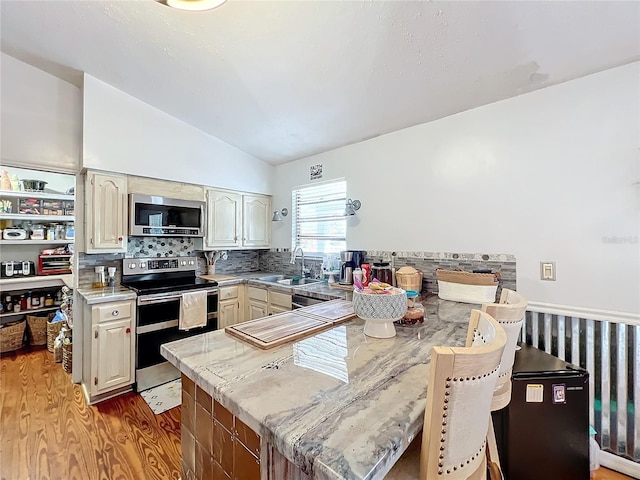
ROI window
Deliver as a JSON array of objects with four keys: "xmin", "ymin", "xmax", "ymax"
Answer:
[{"xmin": 292, "ymin": 179, "xmax": 346, "ymax": 256}]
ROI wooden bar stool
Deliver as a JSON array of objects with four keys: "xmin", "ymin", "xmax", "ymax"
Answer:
[
  {"xmin": 387, "ymin": 309, "xmax": 507, "ymax": 480},
  {"xmin": 481, "ymin": 289, "xmax": 528, "ymax": 478}
]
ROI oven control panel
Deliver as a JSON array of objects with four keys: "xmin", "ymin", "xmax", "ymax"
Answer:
[{"xmin": 122, "ymin": 256, "xmax": 198, "ymax": 275}]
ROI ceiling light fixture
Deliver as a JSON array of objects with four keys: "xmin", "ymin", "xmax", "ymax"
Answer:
[
  {"xmin": 344, "ymin": 199, "xmax": 361, "ymax": 216},
  {"xmin": 272, "ymin": 208, "xmax": 288, "ymax": 222},
  {"xmin": 158, "ymin": 0, "xmax": 228, "ymax": 12}
]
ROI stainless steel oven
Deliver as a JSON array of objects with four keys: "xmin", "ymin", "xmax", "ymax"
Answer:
[
  {"xmin": 135, "ymin": 289, "xmax": 217, "ymax": 391},
  {"xmin": 121, "ymin": 256, "xmax": 218, "ymax": 392}
]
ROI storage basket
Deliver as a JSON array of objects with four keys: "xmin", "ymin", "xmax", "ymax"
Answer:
[
  {"xmin": 47, "ymin": 318, "xmax": 65, "ymax": 352},
  {"xmin": 396, "ymin": 269, "xmax": 423, "ymax": 292},
  {"xmin": 26, "ymin": 313, "xmax": 54, "ymax": 346},
  {"xmin": 436, "ymin": 269, "xmax": 500, "ymax": 304},
  {"xmin": 62, "ymin": 338, "xmax": 72, "ymax": 373},
  {"xmin": 0, "ymin": 319, "xmax": 26, "ymax": 353}
]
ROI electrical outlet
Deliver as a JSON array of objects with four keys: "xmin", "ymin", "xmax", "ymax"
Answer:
[{"xmin": 540, "ymin": 262, "xmax": 556, "ymax": 281}]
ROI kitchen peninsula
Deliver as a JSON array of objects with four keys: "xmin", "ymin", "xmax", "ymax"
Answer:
[{"xmin": 161, "ymin": 296, "xmax": 476, "ymax": 480}]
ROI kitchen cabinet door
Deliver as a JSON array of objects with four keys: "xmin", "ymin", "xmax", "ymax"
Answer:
[
  {"xmin": 242, "ymin": 194, "xmax": 270, "ymax": 248},
  {"xmin": 218, "ymin": 298, "xmax": 240, "ymax": 328},
  {"xmin": 247, "ymin": 299, "xmax": 267, "ymax": 321},
  {"xmin": 206, "ymin": 189, "xmax": 241, "ymax": 249},
  {"xmin": 92, "ymin": 317, "xmax": 134, "ymax": 394},
  {"xmin": 86, "ymin": 171, "xmax": 127, "ymax": 253}
]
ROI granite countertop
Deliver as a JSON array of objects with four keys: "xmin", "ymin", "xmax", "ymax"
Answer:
[
  {"xmin": 161, "ymin": 295, "xmax": 477, "ymax": 480},
  {"xmin": 77, "ymin": 286, "xmax": 137, "ymax": 304}
]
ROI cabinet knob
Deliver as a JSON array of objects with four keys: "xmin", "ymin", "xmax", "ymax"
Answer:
[
  {"xmin": 118, "ymin": 236, "xmax": 123, "ymax": 241},
  {"xmin": 126, "ymin": 327, "xmax": 131, "ymax": 334},
  {"xmin": 112, "ymin": 310, "xmax": 119, "ymax": 316}
]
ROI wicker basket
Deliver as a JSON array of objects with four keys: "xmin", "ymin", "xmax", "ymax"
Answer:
[
  {"xmin": 26, "ymin": 313, "xmax": 54, "ymax": 346},
  {"xmin": 0, "ymin": 319, "xmax": 26, "ymax": 353},
  {"xmin": 47, "ymin": 319, "xmax": 65, "ymax": 352},
  {"xmin": 62, "ymin": 338, "xmax": 72, "ymax": 373},
  {"xmin": 396, "ymin": 270, "xmax": 423, "ymax": 292}
]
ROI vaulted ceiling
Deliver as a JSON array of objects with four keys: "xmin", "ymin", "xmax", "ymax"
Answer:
[{"xmin": 1, "ymin": 1, "xmax": 638, "ymax": 165}]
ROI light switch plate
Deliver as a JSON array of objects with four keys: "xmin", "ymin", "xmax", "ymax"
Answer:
[{"xmin": 540, "ymin": 261, "xmax": 556, "ymax": 281}]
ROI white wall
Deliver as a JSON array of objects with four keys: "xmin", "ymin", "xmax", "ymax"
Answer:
[
  {"xmin": 82, "ymin": 74, "xmax": 273, "ymax": 194},
  {"xmin": 0, "ymin": 53, "xmax": 82, "ymax": 173},
  {"xmin": 273, "ymin": 63, "xmax": 640, "ymax": 314}
]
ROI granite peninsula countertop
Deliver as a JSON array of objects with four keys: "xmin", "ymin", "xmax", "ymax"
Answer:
[{"xmin": 161, "ymin": 295, "xmax": 478, "ymax": 480}]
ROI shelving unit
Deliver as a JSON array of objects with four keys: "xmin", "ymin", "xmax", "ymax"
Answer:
[
  {"xmin": 0, "ymin": 239, "xmax": 74, "ymax": 245},
  {"xmin": 1, "ymin": 187, "xmax": 75, "ymax": 295},
  {"xmin": 0, "ymin": 305, "xmax": 58, "ymax": 319},
  {"xmin": 0, "ymin": 214, "xmax": 74, "ymax": 222},
  {"xmin": 0, "ymin": 190, "xmax": 74, "ymax": 201}
]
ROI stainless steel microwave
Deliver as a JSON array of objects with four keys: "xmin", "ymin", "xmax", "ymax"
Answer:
[{"xmin": 129, "ymin": 194, "xmax": 205, "ymax": 237}]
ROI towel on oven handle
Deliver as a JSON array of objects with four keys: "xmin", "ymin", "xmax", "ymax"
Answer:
[{"xmin": 179, "ymin": 290, "xmax": 208, "ymax": 330}]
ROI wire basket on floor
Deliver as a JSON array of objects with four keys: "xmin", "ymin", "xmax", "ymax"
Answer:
[
  {"xmin": 26, "ymin": 313, "xmax": 54, "ymax": 346},
  {"xmin": 0, "ymin": 319, "xmax": 26, "ymax": 353},
  {"xmin": 47, "ymin": 318, "xmax": 65, "ymax": 352},
  {"xmin": 62, "ymin": 338, "xmax": 72, "ymax": 373}
]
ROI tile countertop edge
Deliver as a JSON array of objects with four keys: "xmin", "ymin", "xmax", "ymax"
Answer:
[{"xmin": 161, "ymin": 297, "xmax": 476, "ymax": 480}]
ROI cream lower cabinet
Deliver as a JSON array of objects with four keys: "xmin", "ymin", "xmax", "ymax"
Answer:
[
  {"xmin": 268, "ymin": 290, "xmax": 292, "ymax": 315},
  {"xmin": 85, "ymin": 171, "xmax": 128, "ymax": 253},
  {"xmin": 87, "ymin": 299, "xmax": 136, "ymax": 403},
  {"xmin": 205, "ymin": 189, "xmax": 271, "ymax": 249},
  {"xmin": 218, "ymin": 285, "xmax": 242, "ymax": 328},
  {"xmin": 247, "ymin": 286, "xmax": 268, "ymax": 321}
]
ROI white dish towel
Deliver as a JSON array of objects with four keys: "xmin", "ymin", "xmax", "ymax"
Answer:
[{"xmin": 179, "ymin": 290, "xmax": 207, "ymax": 330}]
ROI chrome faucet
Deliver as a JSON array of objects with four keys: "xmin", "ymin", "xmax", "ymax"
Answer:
[{"xmin": 290, "ymin": 246, "xmax": 310, "ymax": 277}]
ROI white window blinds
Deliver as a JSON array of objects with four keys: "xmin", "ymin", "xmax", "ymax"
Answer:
[{"xmin": 292, "ymin": 180, "xmax": 346, "ymax": 256}]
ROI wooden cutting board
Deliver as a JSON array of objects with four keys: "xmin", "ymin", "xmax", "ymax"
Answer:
[
  {"xmin": 296, "ymin": 299, "xmax": 355, "ymax": 324},
  {"xmin": 225, "ymin": 311, "xmax": 333, "ymax": 349}
]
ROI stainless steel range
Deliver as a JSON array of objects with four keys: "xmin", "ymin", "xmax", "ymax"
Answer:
[{"xmin": 121, "ymin": 256, "xmax": 218, "ymax": 392}]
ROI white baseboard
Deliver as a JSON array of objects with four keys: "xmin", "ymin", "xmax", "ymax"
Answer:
[{"xmin": 599, "ymin": 451, "xmax": 640, "ymax": 479}]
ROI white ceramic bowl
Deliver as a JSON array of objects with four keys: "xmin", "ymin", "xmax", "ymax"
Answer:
[{"xmin": 352, "ymin": 288, "xmax": 407, "ymax": 338}]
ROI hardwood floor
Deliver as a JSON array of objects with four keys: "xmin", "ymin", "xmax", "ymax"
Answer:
[
  {"xmin": 0, "ymin": 346, "xmax": 181, "ymax": 480},
  {"xmin": 0, "ymin": 346, "xmax": 633, "ymax": 480}
]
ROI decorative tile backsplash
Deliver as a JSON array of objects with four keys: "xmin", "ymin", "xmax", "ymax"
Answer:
[
  {"xmin": 257, "ymin": 250, "xmax": 516, "ymax": 295},
  {"xmin": 127, "ymin": 237, "xmax": 196, "ymax": 257},
  {"xmin": 78, "ymin": 241, "xmax": 517, "ymax": 297}
]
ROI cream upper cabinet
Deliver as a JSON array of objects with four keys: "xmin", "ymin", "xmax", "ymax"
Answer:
[
  {"xmin": 242, "ymin": 194, "xmax": 271, "ymax": 248},
  {"xmin": 86, "ymin": 171, "xmax": 127, "ymax": 253},
  {"xmin": 206, "ymin": 189, "xmax": 242, "ymax": 249},
  {"xmin": 205, "ymin": 189, "xmax": 270, "ymax": 249}
]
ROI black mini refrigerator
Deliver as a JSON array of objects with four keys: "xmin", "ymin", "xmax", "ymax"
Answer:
[{"xmin": 492, "ymin": 343, "xmax": 590, "ymax": 480}]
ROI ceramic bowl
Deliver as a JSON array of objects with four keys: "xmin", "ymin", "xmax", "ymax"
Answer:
[{"xmin": 352, "ymin": 288, "xmax": 407, "ymax": 338}]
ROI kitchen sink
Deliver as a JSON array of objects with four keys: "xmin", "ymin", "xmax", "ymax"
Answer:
[
  {"xmin": 257, "ymin": 274, "xmax": 321, "ymax": 286},
  {"xmin": 277, "ymin": 278, "xmax": 321, "ymax": 286}
]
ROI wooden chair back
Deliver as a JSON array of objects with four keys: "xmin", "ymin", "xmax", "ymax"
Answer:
[
  {"xmin": 480, "ymin": 288, "xmax": 528, "ymax": 411},
  {"xmin": 419, "ymin": 309, "xmax": 507, "ymax": 480}
]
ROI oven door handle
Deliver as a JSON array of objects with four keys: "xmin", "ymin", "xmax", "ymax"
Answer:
[
  {"xmin": 137, "ymin": 289, "xmax": 218, "ymax": 306},
  {"xmin": 138, "ymin": 295, "xmax": 181, "ymax": 305},
  {"xmin": 137, "ymin": 320, "xmax": 180, "ymax": 334}
]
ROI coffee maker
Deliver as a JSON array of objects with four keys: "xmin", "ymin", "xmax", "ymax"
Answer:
[{"xmin": 339, "ymin": 250, "xmax": 365, "ymax": 285}]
